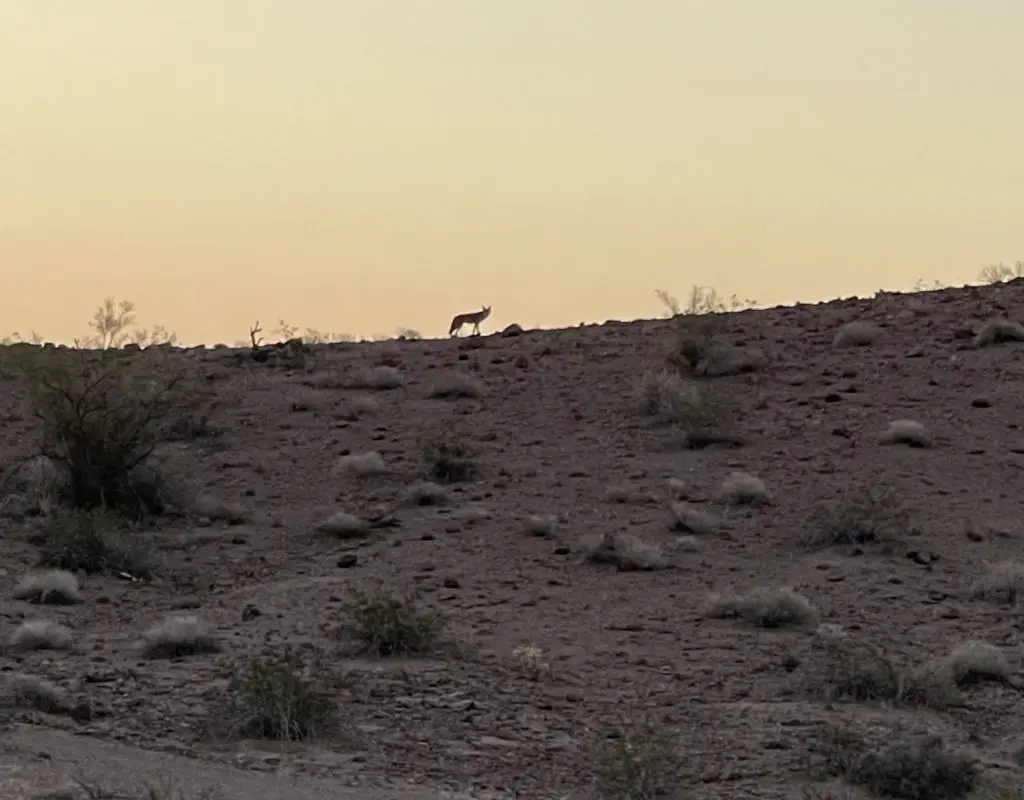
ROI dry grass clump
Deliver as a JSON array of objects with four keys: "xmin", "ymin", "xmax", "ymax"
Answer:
[
  {"xmin": 420, "ymin": 425, "xmax": 478, "ymax": 483},
  {"xmin": 512, "ymin": 643, "xmax": 551, "ymax": 681},
  {"xmin": 347, "ymin": 365, "xmax": 403, "ymax": 390},
  {"xmin": 810, "ymin": 637, "xmax": 958, "ymax": 708},
  {"xmin": 8, "ymin": 619, "xmax": 74, "ymax": 652},
  {"xmin": 805, "ymin": 484, "xmax": 910, "ymax": 553},
  {"xmin": 202, "ymin": 660, "xmax": 336, "ymax": 742},
  {"xmin": 809, "ymin": 726, "xmax": 978, "ymax": 800},
  {"xmin": 8, "ymin": 342, "xmax": 204, "ymax": 518},
  {"xmin": 0, "ymin": 673, "xmax": 78, "ymax": 716},
  {"xmin": 974, "ymin": 318, "xmax": 1024, "ymax": 348},
  {"xmin": 716, "ymin": 471, "xmax": 770, "ymax": 507},
  {"xmin": 971, "ymin": 561, "xmax": 1024, "ymax": 606},
  {"xmin": 13, "ymin": 569, "xmax": 82, "ymax": 605},
  {"xmin": 669, "ymin": 501, "xmax": 718, "ymax": 535},
  {"xmin": 406, "ymin": 480, "xmax": 452, "ymax": 506},
  {"xmin": 703, "ymin": 586, "xmax": 818, "ymax": 629},
  {"xmin": 525, "ymin": 514, "xmax": 558, "ymax": 538},
  {"xmin": 944, "ymin": 640, "xmax": 1013, "ymax": 688},
  {"xmin": 427, "ymin": 372, "xmax": 486, "ymax": 399},
  {"xmin": 591, "ymin": 717, "xmax": 677, "ymax": 800},
  {"xmin": 582, "ymin": 532, "xmax": 668, "ymax": 571},
  {"xmin": 142, "ymin": 615, "xmax": 221, "ymax": 659},
  {"xmin": 340, "ymin": 591, "xmax": 444, "ymax": 656},
  {"xmin": 832, "ymin": 320, "xmax": 883, "ymax": 348},
  {"xmin": 337, "ymin": 394, "xmax": 380, "ymax": 420},
  {"xmin": 878, "ymin": 419, "xmax": 933, "ymax": 448},
  {"xmin": 32, "ymin": 507, "xmax": 152, "ymax": 577},
  {"xmin": 316, "ymin": 511, "xmax": 372, "ymax": 537},
  {"xmin": 334, "ymin": 450, "xmax": 389, "ymax": 477},
  {"xmin": 638, "ymin": 368, "xmax": 735, "ymax": 442},
  {"xmin": 655, "ymin": 287, "xmax": 733, "ymax": 375}
]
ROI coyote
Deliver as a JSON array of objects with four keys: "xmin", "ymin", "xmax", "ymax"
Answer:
[{"xmin": 449, "ymin": 305, "xmax": 492, "ymax": 337}]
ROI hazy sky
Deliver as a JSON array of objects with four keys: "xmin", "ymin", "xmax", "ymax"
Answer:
[{"xmin": 3, "ymin": 1, "xmax": 1023, "ymax": 344}]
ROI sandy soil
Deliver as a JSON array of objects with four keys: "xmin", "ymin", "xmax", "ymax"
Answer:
[{"xmin": 3, "ymin": 282, "xmax": 1024, "ymax": 798}]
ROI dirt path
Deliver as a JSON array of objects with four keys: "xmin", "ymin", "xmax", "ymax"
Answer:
[{"xmin": 0, "ymin": 725, "xmax": 455, "ymax": 800}]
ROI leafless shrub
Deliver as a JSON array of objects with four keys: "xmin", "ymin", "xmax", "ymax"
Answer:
[
  {"xmin": 970, "ymin": 561, "xmax": 1024, "ymax": 606},
  {"xmin": 582, "ymin": 532, "xmax": 668, "ymax": 571},
  {"xmin": 427, "ymin": 372, "xmax": 485, "ymax": 399},
  {"xmin": 142, "ymin": 615, "xmax": 221, "ymax": 659},
  {"xmin": 833, "ymin": 321, "xmax": 882, "ymax": 348},
  {"xmin": 716, "ymin": 471, "xmax": 770, "ymax": 506},
  {"xmin": 591, "ymin": 716, "xmax": 677, "ymax": 800},
  {"xmin": 703, "ymin": 586, "xmax": 818, "ymax": 629},
  {"xmin": 974, "ymin": 318, "xmax": 1024, "ymax": 347},
  {"xmin": 805, "ymin": 483, "xmax": 910, "ymax": 553},
  {"xmin": 334, "ymin": 451, "xmax": 389, "ymax": 477},
  {"xmin": 316, "ymin": 511, "xmax": 372, "ymax": 537},
  {"xmin": 9, "ymin": 619, "xmax": 74, "ymax": 652},
  {"xmin": 669, "ymin": 501, "xmax": 718, "ymax": 534},
  {"xmin": 525, "ymin": 514, "xmax": 558, "ymax": 538},
  {"xmin": 878, "ymin": 419, "xmax": 933, "ymax": 448},
  {"xmin": 407, "ymin": 480, "xmax": 452, "ymax": 506},
  {"xmin": 348, "ymin": 365, "xmax": 403, "ymax": 390},
  {"xmin": 13, "ymin": 569, "xmax": 82, "ymax": 605}
]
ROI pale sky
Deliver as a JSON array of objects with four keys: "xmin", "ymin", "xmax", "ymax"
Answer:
[{"xmin": 3, "ymin": 1, "xmax": 1023, "ymax": 344}]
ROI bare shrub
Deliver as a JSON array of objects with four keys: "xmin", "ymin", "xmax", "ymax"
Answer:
[
  {"xmin": 669, "ymin": 501, "xmax": 718, "ymax": 534},
  {"xmin": 974, "ymin": 318, "xmax": 1024, "ymax": 347},
  {"xmin": 421, "ymin": 425, "xmax": 477, "ymax": 483},
  {"xmin": 33, "ymin": 507, "xmax": 151, "ymax": 577},
  {"xmin": 8, "ymin": 344, "xmax": 202, "ymax": 518},
  {"xmin": 655, "ymin": 287, "xmax": 748, "ymax": 375},
  {"xmin": 348, "ymin": 365, "xmax": 403, "ymax": 390},
  {"xmin": 805, "ymin": 484, "xmax": 910, "ymax": 552},
  {"xmin": 338, "ymin": 395, "xmax": 380, "ymax": 420},
  {"xmin": 525, "ymin": 514, "xmax": 558, "ymax": 538},
  {"xmin": 340, "ymin": 591, "xmax": 443, "ymax": 656},
  {"xmin": 878, "ymin": 419, "xmax": 933, "ymax": 448},
  {"xmin": 582, "ymin": 532, "xmax": 668, "ymax": 571},
  {"xmin": 512, "ymin": 643, "xmax": 551, "ymax": 681},
  {"xmin": 970, "ymin": 561, "xmax": 1024, "ymax": 606},
  {"xmin": 716, "ymin": 471, "xmax": 770, "ymax": 507},
  {"xmin": 406, "ymin": 480, "xmax": 452, "ymax": 506},
  {"xmin": 334, "ymin": 451, "xmax": 389, "ymax": 477},
  {"xmin": 13, "ymin": 569, "xmax": 81, "ymax": 605},
  {"xmin": 9, "ymin": 619, "xmax": 74, "ymax": 652},
  {"xmin": 944, "ymin": 640, "xmax": 1012, "ymax": 688},
  {"xmin": 427, "ymin": 372, "xmax": 485, "ymax": 399},
  {"xmin": 832, "ymin": 321, "xmax": 882, "ymax": 348},
  {"xmin": 703, "ymin": 586, "xmax": 818, "ymax": 629},
  {"xmin": 639, "ymin": 368, "xmax": 735, "ymax": 441},
  {"xmin": 316, "ymin": 511, "xmax": 372, "ymax": 537},
  {"xmin": 847, "ymin": 735, "xmax": 978, "ymax": 800},
  {"xmin": 1, "ymin": 673, "xmax": 77, "ymax": 716},
  {"xmin": 203, "ymin": 660, "xmax": 336, "ymax": 742},
  {"xmin": 979, "ymin": 260, "xmax": 1024, "ymax": 284},
  {"xmin": 142, "ymin": 615, "xmax": 221, "ymax": 659},
  {"xmin": 591, "ymin": 717, "xmax": 677, "ymax": 800}
]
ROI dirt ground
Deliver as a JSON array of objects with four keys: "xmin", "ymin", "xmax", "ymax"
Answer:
[{"xmin": 3, "ymin": 282, "xmax": 1024, "ymax": 799}]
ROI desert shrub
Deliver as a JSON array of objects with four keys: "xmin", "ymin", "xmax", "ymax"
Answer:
[
  {"xmin": 716, "ymin": 471, "xmax": 770, "ymax": 506},
  {"xmin": 205, "ymin": 660, "xmax": 336, "ymax": 741},
  {"xmin": 348, "ymin": 365, "xmax": 403, "ymax": 390},
  {"xmin": 421, "ymin": 425, "xmax": 477, "ymax": 483},
  {"xmin": 32, "ymin": 507, "xmax": 151, "ymax": 577},
  {"xmin": 9, "ymin": 619, "xmax": 74, "ymax": 652},
  {"xmin": 12, "ymin": 569, "xmax": 81, "ymax": 605},
  {"xmin": 583, "ymin": 532, "xmax": 668, "ymax": 571},
  {"xmin": 805, "ymin": 484, "xmax": 910, "ymax": 552},
  {"xmin": 878, "ymin": 419, "xmax": 933, "ymax": 448},
  {"xmin": 655, "ymin": 286, "xmax": 751, "ymax": 375},
  {"xmin": 703, "ymin": 587, "xmax": 817, "ymax": 629},
  {"xmin": 334, "ymin": 451, "xmax": 389, "ymax": 476},
  {"xmin": 427, "ymin": 372, "xmax": 485, "ymax": 399},
  {"xmin": 340, "ymin": 591, "xmax": 443, "ymax": 656},
  {"xmin": 9, "ymin": 345, "xmax": 203, "ymax": 518},
  {"xmin": 591, "ymin": 718, "xmax": 676, "ymax": 800},
  {"xmin": 832, "ymin": 320, "xmax": 883, "ymax": 348},
  {"xmin": 639, "ymin": 368, "xmax": 734, "ymax": 438},
  {"xmin": 971, "ymin": 561, "xmax": 1024, "ymax": 606},
  {"xmin": 979, "ymin": 261, "xmax": 1024, "ymax": 284},
  {"xmin": 513, "ymin": 643, "xmax": 551, "ymax": 681},
  {"xmin": 406, "ymin": 480, "xmax": 451, "ymax": 506},
  {"xmin": 974, "ymin": 319, "xmax": 1024, "ymax": 348},
  {"xmin": 142, "ymin": 615, "xmax": 221, "ymax": 659},
  {"xmin": 0, "ymin": 673, "xmax": 77, "ymax": 715}
]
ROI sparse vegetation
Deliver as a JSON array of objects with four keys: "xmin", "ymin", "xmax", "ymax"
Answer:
[
  {"xmin": 716, "ymin": 471, "xmax": 770, "ymax": 507},
  {"xmin": 0, "ymin": 673, "xmax": 79, "ymax": 716},
  {"xmin": 406, "ymin": 480, "xmax": 452, "ymax": 506},
  {"xmin": 513, "ymin": 643, "xmax": 551, "ymax": 681},
  {"xmin": 334, "ymin": 450, "xmax": 389, "ymax": 477},
  {"xmin": 703, "ymin": 586, "xmax": 818, "ymax": 629},
  {"xmin": 971, "ymin": 561, "xmax": 1024, "ymax": 606},
  {"xmin": 32, "ymin": 507, "xmax": 152, "ymax": 577},
  {"xmin": 420, "ymin": 424, "xmax": 478, "ymax": 483},
  {"xmin": 142, "ymin": 615, "xmax": 221, "ymax": 659},
  {"xmin": 974, "ymin": 318, "xmax": 1024, "ymax": 347},
  {"xmin": 979, "ymin": 260, "xmax": 1024, "ymax": 284},
  {"xmin": 833, "ymin": 320, "xmax": 883, "ymax": 348},
  {"xmin": 591, "ymin": 718, "xmax": 677, "ymax": 800},
  {"xmin": 878, "ymin": 419, "xmax": 933, "ymax": 448},
  {"xmin": 427, "ymin": 372, "xmax": 486, "ymax": 399},
  {"xmin": 583, "ymin": 532, "xmax": 668, "ymax": 571},
  {"xmin": 8, "ymin": 619, "xmax": 74, "ymax": 652},
  {"xmin": 203, "ymin": 660, "xmax": 337, "ymax": 741},
  {"xmin": 805, "ymin": 484, "xmax": 911, "ymax": 552},
  {"xmin": 348, "ymin": 364, "xmax": 404, "ymax": 390},
  {"xmin": 340, "ymin": 591, "xmax": 443, "ymax": 656},
  {"xmin": 639, "ymin": 367, "xmax": 736, "ymax": 442},
  {"xmin": 12, "ymin": 569, "xmax": 82, "ymax": 605}
]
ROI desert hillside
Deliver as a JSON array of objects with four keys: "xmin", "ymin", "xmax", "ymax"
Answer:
[{"xmin": 3, "ymin": 282, "xmax": 1024, "ymax": 800}]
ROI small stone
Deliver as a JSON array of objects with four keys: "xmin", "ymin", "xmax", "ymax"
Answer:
[{"xmin": 336, "ymin": 554, "xmax": 358, "ymax": 569}]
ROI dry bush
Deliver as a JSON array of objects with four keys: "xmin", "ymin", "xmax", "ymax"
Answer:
[
  {"xmin": 639, "ymin": 368, "xmax": 735, "ymax": 443},
  {"xmin": 348, "ymin": 365, "xmax": 403, "ymax": 390},
  {"xmin": 142, "ymin": 615, "xmax": 221, "ymax": 659},
  {"xmin": 878, "ymin": 419, "xmax": 933, "ymax": 448},
  {"xmin": 716, "ymin": 471, "xmax": 770, "ymax": 507},
  {"xmin": 334, "ymin": 451, "xmax": 389, "ymax": 477},
  {"xmin": 202, "ymin": 660, "xmax": 336, "ymax": 742},
  {"xmin": 590, "ymin": 717, "xmax": 677, "ymax": 800},
  {"xmin": 945, "ymin": 640, "xmax": 1013, "ymax": 688},
  {"xmin": 420, "ymin": 425, "xmax": 478, "ymax": 483},
  {"xmin": 32, "ymin": 507, "xmax": 152, "ymax": 577},
  {"xmin": 525, "ymin": 514, "xmax": 558, "ymax": 538},
  {"xmin": 703, "ymin": 586, "xmax": 818, "ymax": 629},
  {"xmin": 513, "ymin": 643, "xmax": 551, "ymax": 681},
  {"xmin": 810, "ymin": 726, "xmax": 978, "ymax": 800},
  {"xmin": 9, "ymin": 619, "xmax": 74, "ymax": 652},
  {"xmin": 0, "ymin": 673, "xmax": 79, "ymax": 716},
  {"xmin": 805, "ymin": 484, "xmax": 911, "ymax": 552},
  {"xmin": 655, "ymin": 287, "xmax": 746, "ymax": 375},
  {"xmin": 979, "ymin": 261, "xmax": 1024, "ymax": 284},
  {"xmin": 337, "ymin": 395, "xmax": 380, "ymax": 420},
  {"xmin": 582, "ymin": 532, "xmax": 668, "ymax": 571},
  {"xmin": 810, "ymin": 637, "xmax": 958, "ymax": 708},
  {"xmin": 974, "ymin": 318, "xmax": 1024, "ymax": 347},
  {"xmin": 406, "ymin": 480, "xmax": 452, "ymax": 506},
  {"xmin": 316, "ymin": 511, "xmax": 372, "ymax": 537},
  {"xmin": 832, "ymin": 321, "xmax": 883, "ymax": 348},
  {"xmin": 12, "ymin": 569, "xmax": 82, "ymax": 605},
  {"xmin": 340, "ymin": 591, "xmax": 443, "ymax": 656},
  {"xmin": 970, "ymin": 561, "xmax": 1024, "ymax": 606},
  {"xmin": 669, "ymin": 501, "xmax": 718, "ymax": 535},
  {"xmin": 6, "ymin": 345, "xmax": 203, "ymax": 518},
  {"xmin": 427, "ymin": 372, "xmax": 486, "ymax": 399}
]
